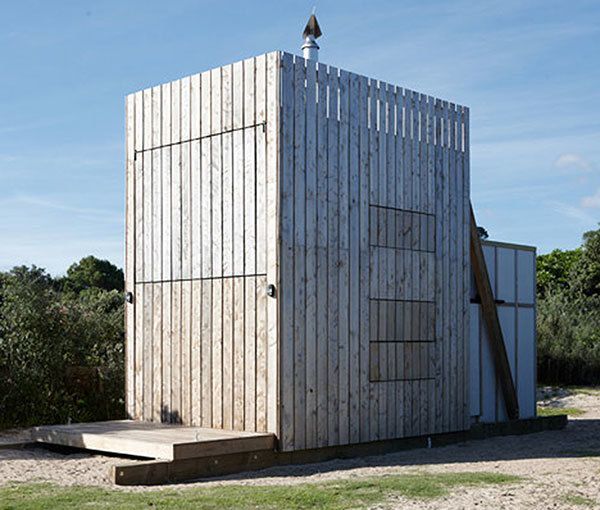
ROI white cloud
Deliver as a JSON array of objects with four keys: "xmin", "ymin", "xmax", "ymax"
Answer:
[
  {"xmin": 550, "ymin": 201, "xmax": 597, "ymax": 224},
  {"xmin": 581, "ymin": 188, "xmax": 600, "ymax": 209},
  {"xmin": 554, "ymin": 153, "xmax": 593, "ymax": 172}
]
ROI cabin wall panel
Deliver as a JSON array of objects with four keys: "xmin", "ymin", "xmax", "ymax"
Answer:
[
  {"xmin": 126, "ymin": 54, "xmax": 280, "ymax": 433},
  {"xmin": 278, "ymin": 53, "xmax": 470, "ymax": 450}
]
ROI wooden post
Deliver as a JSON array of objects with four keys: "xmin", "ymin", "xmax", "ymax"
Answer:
[{"xmin": 469, "ymin": 205, "xmax": 519, "ymax": 420}]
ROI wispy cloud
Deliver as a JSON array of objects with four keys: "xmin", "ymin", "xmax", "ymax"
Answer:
[
  {"xmin": 550, "ymin": 200, "xmax": 598, "ymax": 224},
  {"xmin": 555, "ymin": 153, "xmax": 593, "ymax": 172},
  {"xmin": 581, "ymin": 188, "xmax": 600, "ymax": 209},
  {"xmin": 0, "ymin": 194, "xmax": 121, "ymax": 223}
]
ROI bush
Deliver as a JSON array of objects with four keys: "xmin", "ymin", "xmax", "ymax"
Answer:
[
  {"xmin": 537, "ymin": 292, "xmax": 600, "ymax": 385},
  {"xmin": 0, "ymin": 261, "xmax": 125, "ymax": 429},
  {"xmin": 536, "ymin": 225, "xmax": 600, "ymax": 386}
]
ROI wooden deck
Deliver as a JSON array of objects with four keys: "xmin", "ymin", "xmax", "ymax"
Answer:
[{"xmin": 31, "ymin": 420, "xmax": 275, "ymax": 461}]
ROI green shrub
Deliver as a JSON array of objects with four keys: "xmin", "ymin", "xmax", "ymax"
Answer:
[
  {"xmin": 0, "ymin": 261, "xmax": 125, "ymax": 429},
  {"xmin": 537, "ymin": 225, "xmax": 600, "ymax": 386}
]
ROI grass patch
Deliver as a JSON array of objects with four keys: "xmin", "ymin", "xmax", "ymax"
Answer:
[
  {"xmin": 537, "ymin": 406, "xmax": 584, "ymax": 417},
  {"xmin": 568, "ymin": 386, "xmax": 600, "ymax": 397},
  {"xmin": 562, "ymin": 493, "xmax": 596, "ymax": 507},
  {"xmin": 0, "ymin": 472, "xmax": 521, "ymax": 509}
]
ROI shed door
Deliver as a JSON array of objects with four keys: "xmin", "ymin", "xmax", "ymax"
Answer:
[{"xmin": 129, "ymin": 125, "xmax": 270, "ymax": 429}]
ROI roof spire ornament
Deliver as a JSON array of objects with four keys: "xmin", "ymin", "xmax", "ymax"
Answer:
[{"xmin": 301, "ymin": 12, "xmax": 322, "ymax": 61}]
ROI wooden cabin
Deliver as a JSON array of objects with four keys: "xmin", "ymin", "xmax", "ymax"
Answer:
[
  {"xmin": 124, "ymin": 50, "xmax": 471, "ymax": 452},
  {"xmin": 123, "ymin": 50, "xmax": 536, "ymax": 454}
]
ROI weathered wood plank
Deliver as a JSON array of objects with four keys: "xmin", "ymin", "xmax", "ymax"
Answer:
[
  {"xmin": 348, "ymin": 71, "xmax": 361, "ymax": 444},
  {"xmin": 358, "ymin": 75, "xmax": 370, "ymax": 443},
  {"xmin": 265, "ymin": 52, "xmax": 280, "ymax": 436},
  {"xmin": 327, "ymin": 65, "xmax": 340, "ymax": 447},
  {"xmin": 279, "ymin": 52, "xmax": 295, "ymax": 450},
  {"xmin": 293, "ymin": 55, "xmax": 307, "ymax": 450},
  {"xmin": 171, "ymin": 281, "xmax": 181, "ymax": 422},
  {"xmin": 244, "ymin": 275, "xmax": 257, "ymax": 430},
  {"xmin": 125, "ymin": 94, "xmax": 135, "ymax": 418},
  {"xmin": 256, "ymin": 275, "xmax": 268, "ymax": 432},
  {"xmin": 315, "ymin": 62, "xmax": 329, "ymax": 447},
  {"xmin": 338, "ymin": 68, "xmax": 351, "ymax": 445},
  {"xmin": 304, "ymin": 58, "xmax": 318, "ymax": 449},
  {"xmin": 256, "ymin": 55, "xmax": 267, "ymax": 276},
  {"xmin": 222, "ymin": 277, "xmax": 234, "ymax": 430}
]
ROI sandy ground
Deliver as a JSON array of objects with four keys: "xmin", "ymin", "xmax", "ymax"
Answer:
[{"xmin": 1, "ymin": 388, "xmax": 600, "ymax": 509}]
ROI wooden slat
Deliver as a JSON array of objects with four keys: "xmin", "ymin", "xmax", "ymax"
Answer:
[
  {"xmin": 244, "ymin": 58, "xmax": 256, "ymax": 276},
  {"xmin": 327, "ymin": 65, "xmax": 340, "ymax": 447},
  {"xmin": 255, "ymin": 55, "xmax": 268, "ymax": 434},
  {"xmin": 200, "ymin": 278, "xmax": 212, "ymax": 427},
  {"xmin": 171, "ymin": 80, "xmax": 182, "ymax": 281},
  {"xmin": 368, "ymin": 79, "xmax": 379, "ymax": 440},
  {"xmin": 190, "ymin": 74, "xmax": 201, "ymax": 280},
  {"xmin": 256, "ymin": 275, "xmax": 268, "ymax": 431},
  {"xmin": 315, "ymin": 62, "xmax": 328, "ymax": 447},
  {"xmin": 221, "ymin": 116, "xmax": 234, "ymax": 429},
  {"xmin": 211, "ymin": 277, "xmax": 223, "ymax": 428},
  {"xmin": 377, "ymin": 82, "xmax": 387, "ymax": 440},
  {"xmin": 384, "ymin": 84, "xmax": 396, "ymax": 440},
  {"xmin": 244, "ymin": 275, "xmax": 256, "ymax": 430},
  {"xmin": 256, "ymin": 55, "xmax": 267, "ymax": 275},
  {"xmin": 171, "ymin": 281, "xmax": 181, "ymax": 422},
  {"xmin": 201, "ymin": 71, "xmax": 212, "ymax": 279},
  {"xmin": 338, "ymin": 68, "xmax": 350, "ymax": 445},
  {"xmin": 265, "ymin": 52, "xmax": 280, "ymax": 436},
  {"xmin": 152, "ymin": 282, "xmax": 162, "ymax": 422},
  {"xmin": 232, "ymin": 62, "xmax": 244, "ymax": 277},
  {"xmin": 304, "ymin": 58, "xmax": 318, "ymax": 448},
  {"xmin": 358, "ymin": 75, "xmax": 370, "ymax": 443},
  {"xmin": 151, "ymin": 86, "xmax": 162, "ymax": 284},
  {"xmin": 279, "ymin": 52, "xmax": 295, "ymax": 450},
  {"xmin": 349, "ymin": 71, "xmax": 361, "ymax": 444},
  {"xmin": 180, "ymin": 280, "xmax": 192, "ymax": 424},
  {"xmin": 125, "ymin": 93, "xmax": 135, "ymax": 418},
  {"xmin": 222, "ymin": 277, "xmax": 233, "ymax": 429},
  {"xmin": 211, "ymin": 69, "xmax": 222, "ymax": 280},
  {"xmin": 462, "ymin": 107, "xmax": 471, "ymax": 430},
  {"xmin": 293, "ymin": 55, "xmax": 307, "ymax": 450},
  {"xmin": 232, "ymin": 62, "xmax": 246, "ymax": 430}
]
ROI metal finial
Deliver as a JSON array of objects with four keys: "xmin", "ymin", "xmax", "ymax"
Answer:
[
  {"xmin": 302, "ymin": 14, "xmax": 322, "ymax": 61},
  {"xmin": 302, "ymin": 14, "xmax": 322, "ymax": 40}
]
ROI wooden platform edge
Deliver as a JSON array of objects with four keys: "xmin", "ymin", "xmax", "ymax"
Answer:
[
  {"xmin": 30, "ymin": 429, "xmax": 174, "ymax": 460},
  {"xmin": 112, "ymin": 415, "xmax": 568, "ymax": 485}
]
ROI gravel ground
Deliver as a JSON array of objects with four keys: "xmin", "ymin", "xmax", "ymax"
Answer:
[{"xmin": 1, "ymin": 388, "xmax": 600, "ymax": 508}]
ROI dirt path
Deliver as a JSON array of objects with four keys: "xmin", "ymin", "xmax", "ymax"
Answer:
[{"xmin": 1, "ymin": 388, "xmax": 599, "ymax": 508}]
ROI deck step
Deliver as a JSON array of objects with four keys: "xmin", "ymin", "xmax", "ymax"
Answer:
[{"xmin": 31, "ymin": 420, "xmax": 275, "ymax": 460}]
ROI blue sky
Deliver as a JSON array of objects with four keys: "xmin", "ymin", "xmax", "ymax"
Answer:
[{"xmin": 1, "ymin": 0, "xmax": 598, "ymax": 274}]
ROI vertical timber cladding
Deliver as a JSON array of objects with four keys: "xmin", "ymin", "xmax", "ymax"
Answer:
[
  {"xmin": 278, "ymin": 53, "xmax": 470, "ymax": 451},
  {"xmin": 125, "ymin": 53, "xmax": 280, "ymax": 433}
]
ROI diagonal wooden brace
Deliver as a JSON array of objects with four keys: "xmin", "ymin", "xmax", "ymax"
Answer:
[{"xmin": 469, "ymin": 204, "xmax": 519, "ymax": 420}]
